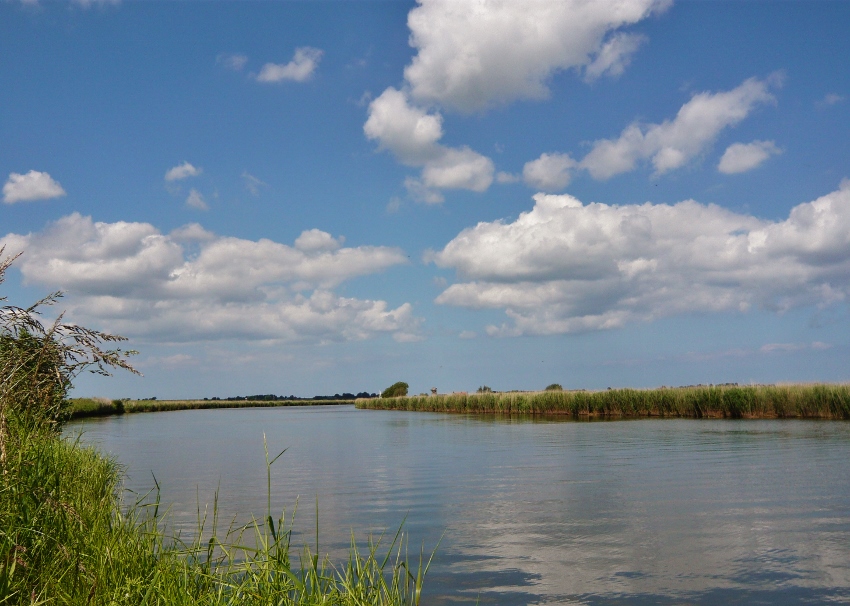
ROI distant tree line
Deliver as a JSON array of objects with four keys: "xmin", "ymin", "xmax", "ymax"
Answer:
[{"xmin": 201, "ymin": 392, "xmax": 377, "ymax": 402}]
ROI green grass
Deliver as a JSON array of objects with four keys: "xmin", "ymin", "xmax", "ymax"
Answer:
[
  {"xmin": 67, "ymin": 398, "xmax": 353, "ymax": 419},
  {"xmin": 0, "ymin": 422, "xmax": 431, "ymax": 605},
  {"xmin": 356, "ymin": 383, "xmax": 850, "ymax": 419}
]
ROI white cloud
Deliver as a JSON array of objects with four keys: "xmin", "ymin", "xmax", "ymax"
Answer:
[
  {"xmin": 165, "ymin": 162, "xmax": 202, "ymax": 182},
  {"xmin": 294, "ymin": 228, "xmax": 343, "ymax": 253},
  {"xmin": 363, "ymin": 0, "xmax": 665, "ymax": 197},
  {"xmin": 420, "ymin": 147, "xmax": 494, "ymax": 191},
  {"xmin": 431, "ymin": 181, "xmax": 850, "ymax": 336},
  {"xmin": 217, "ymin": 53, "xmax": 248, "ymax": 71},
  {"xmin": 584, "ymin": 33, "xmax": 646, "ymax": 82},
  {"xmin": 404, "ymin": 0, "xmax": 669, "ymax": 112},
  {"xmin": 185, "ymin": 189, "xmax": 208, "ymax": 211},
  {"xmin": 523, "ymin": 153, "xmax": 576, "ymax": 191},
  {"xmin": 363, "ymin": 87, "xmax": 443, "ymax": 165},
  {"xmin": 718, "ymin": 140, "xmax": 781, "ymax": 174},
  {"xmin": 1, "ymin": 214, "xmax": 419, "ymax": 344},
  {"xmin": 3, "ymin": 170, "xmax": 66, "ymax": 204},
  {"xmin": 256, "ymin": 47, "xmax": 323, "ymax": 83},
  {"xmin": 580, "ymin": 77, "xmax": 777, "ymax": 179},
  {"xmin": 364, "ymin": 88, "xmax": 493, "ymax": 198}
]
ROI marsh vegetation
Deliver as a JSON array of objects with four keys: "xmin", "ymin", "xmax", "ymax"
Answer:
[{"xmin": 358, "ymin": 383, "xmax": 850, "ymax": 419}]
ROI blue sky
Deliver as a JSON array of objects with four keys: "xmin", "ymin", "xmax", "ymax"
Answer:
[{"xmin": 2, "ymin": 0, "xmax": 849, "ymax": 399}]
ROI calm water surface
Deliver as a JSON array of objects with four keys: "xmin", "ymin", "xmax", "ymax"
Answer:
[{"xmin": 66, "ymin": 406, "xmax": 850, "ymax": 605}]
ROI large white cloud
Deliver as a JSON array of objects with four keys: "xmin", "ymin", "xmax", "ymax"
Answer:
[
  {"xmin": 1, "ymin": 214, "xmax": 420, "ymax": 343},
  {"xmin": 430, "ymin": 181, "xmax": 850, "ymax": 336},
  {"xmin": 365, "ymin": 0, "xmax": 665, "ymax": 198},
  {"xmin": 579, "ymin": 77, "xmax": 778, "ymax": 179},
  {"xmin": 3, "ymin": 170, "xmax": 66, "ymax": 204},
  {"xmin": 404, "ymin": 0, "xmax": 668, "ymax": 112},
  {"xmin": 256, "ymin": 47, "xmax": 323, "ymax": 83}
]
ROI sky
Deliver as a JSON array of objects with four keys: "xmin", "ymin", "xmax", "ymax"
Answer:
[{"xmin": 1, "ymin": 0, "xmax": 849, "ymax": 399}]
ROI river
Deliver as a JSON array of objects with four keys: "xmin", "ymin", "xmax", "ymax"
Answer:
[{"xmin": 66, "ymin": 405, "xmax": 850, "ymax": 605}]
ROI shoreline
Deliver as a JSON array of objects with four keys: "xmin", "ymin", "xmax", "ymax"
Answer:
[
  {"xmin": 67, "ymin": 397, "xmax": 355, "ymax": 419},
  {"xmin": 355, "ymin": 383, "xmax": 850, "ymax": 419}
]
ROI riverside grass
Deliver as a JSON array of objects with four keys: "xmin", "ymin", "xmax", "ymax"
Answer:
[
  {"xmin": 0, "ymin": 420, "xmax": 431, "ymax": 605},
  {"xmin": 356, "ymin": 383, "xmax": 850, "ymax": 419},
  {"xmin": 67, "ymin": 398, "xmax": 354, "ymax": 419},
  {"xmin": 1, "ymin": 251, "xmax": 430, "ymax": 606}
]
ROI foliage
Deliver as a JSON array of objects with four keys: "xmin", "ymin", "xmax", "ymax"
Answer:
[
  {"xmin": 381, "ymin": 382, "xmax": 409, "ymax": 398},
  {"xmin": 476, "ymin": 386, "xmax": 492, "ymax": 393},
  {"xmin": 357, "ymin": 384, "xmax": 850, "ymax": 419},
  {"xmin": 0, "ymin": 249, "xmax": 139, "ymax": 469},
  {"xmin": 545, "ymin": 383, "xmax": 563, "ymax": 391}
]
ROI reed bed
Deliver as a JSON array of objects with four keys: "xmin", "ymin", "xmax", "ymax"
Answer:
[
  {"xmin": 356, "ymin": 384, "xmax": 850, "ymax": 419},
  {"xmin": 1, "ymin": 421, "xmax": 431, "ymax": 605},
  {"xmin": 68, "ymin": 398, "xmax": 353, "ymax": 419}
]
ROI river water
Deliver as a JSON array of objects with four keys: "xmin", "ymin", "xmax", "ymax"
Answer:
[{"xmin": 66, "ymin": 405, "xmax": 850, "ymax": 605}]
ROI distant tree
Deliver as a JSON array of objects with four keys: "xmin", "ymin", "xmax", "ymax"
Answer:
[
  {"xmin": 477, "ymin": 385, "xmax": 492, "ymax": 393},
  {"xmin": 545, "ymin": 383, "xmax": 563, "ymax": 391},
  {"xmin": 381, "ymin": 381, "xmax": 408, "ymax": 398}
]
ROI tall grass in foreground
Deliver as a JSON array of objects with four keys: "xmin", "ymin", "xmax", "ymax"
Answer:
[
  {"xmin": 357, "ymin": 384, "xmax": 850, "ymax": 419},
  {"xmin": 0, "ymin": 421, "xmax": 431, "ymax": 605}
]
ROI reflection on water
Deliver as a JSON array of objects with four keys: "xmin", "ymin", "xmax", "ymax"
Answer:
[{"xmin": 66, "ymin": 406, "xmax": 850, "ymax": 605}]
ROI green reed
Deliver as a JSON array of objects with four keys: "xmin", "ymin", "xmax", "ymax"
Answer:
[
  {"xmin": 0, "ymin": 420, "xmax": 432, "ymax": 605},
  {"xmin": 356, "ymin": 384, "xmax": 850, "ymax": 419},
  {"xmin": 67, "ymin": 398, "xmax": 353, "ymax": 419}
]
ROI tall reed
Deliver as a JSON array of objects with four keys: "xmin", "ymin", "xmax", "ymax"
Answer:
[{"xmin": 356, "ymin": 384, "xmax": 850, "ymax": 419}]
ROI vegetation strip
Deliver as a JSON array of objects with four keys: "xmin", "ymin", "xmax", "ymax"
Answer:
[
  {"xmin": 67, "ymin": 398, "xmax": 354, "ymax": 419},
  {"xmin": 356, "ymin": 384, "xmax": 850, "ymax": 419}
]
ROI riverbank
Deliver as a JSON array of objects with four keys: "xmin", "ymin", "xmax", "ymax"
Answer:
[
  {"xmin": 356, "ymin": 384, "xmax": 850, "ymax": 419},
  {"xmin": 67, "ymin": 397, "xmax": 354, "ymax": 419},
  {"xmin": 2, "ymin": 420, "xmax": 427, "ymax": 604}
]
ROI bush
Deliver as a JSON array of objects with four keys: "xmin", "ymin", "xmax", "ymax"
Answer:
[
  {"xmin": 382, "ymin": 381, "xmax": 409, "ymax": 398},
  {"xmin": 545, "ymin": 383, "xmax": 563, "ymax": 391},
  {"xmin": 477, "ymin": 385, "xmax": 492, "ymax": 393}
]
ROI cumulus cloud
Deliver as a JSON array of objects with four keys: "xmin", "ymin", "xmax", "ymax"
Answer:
[
  {"xmin": 165, "ymin": 162, "xmax": 202, "ymax": 182},
  {"xmin": 364, "ymin": 0, "xmax": 665, "ymax": 198},
  {"xmin": 579, "ymin": 77, "xmax": 778, "ymax": 179},
  {"xmin": 430, "ymin": 182, "xmax": 850, "ymax": 336},
  {"xmin": 718, "ymin": 140, "xmax": 781, "ymax": 174},
  {"xmin": 185, "ymin": 189, "xmax": 208, "ymax": 211},
  {"xmin": 523, "ymin": 153, "xmax": 576, "ymax": 191},
  {"xmin": 3, "ymin": 170, "xmax": 66, "ymax": 204},
  {"xmin": 1, "ymin": 214, "xmax": 419, "ymax": 344},
  {"xmin": 404, "ymin": 0, "xmax": 668, "ymax": 112},
  {"xmin": 364, "ymin": 88, "xmax": 494, "ymax": 198},
  {"xmin": 256, "ymin": 47, "xmax": 323, "ymax": 83}
]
